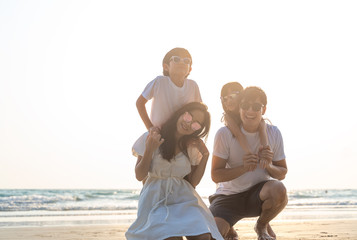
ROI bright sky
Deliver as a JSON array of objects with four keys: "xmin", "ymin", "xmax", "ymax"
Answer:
[{"xmin": 1, "ymin": 0, "xmax": 357, "ymax": 190}]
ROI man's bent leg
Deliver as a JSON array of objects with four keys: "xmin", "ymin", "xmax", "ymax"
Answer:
[
  {"xmin": 214, "ymin": 217, "xmax": 231, "ymax": 239},
  {"xmin": 256, "ymin": 180, "xmax": 288, "ymax": 240}
]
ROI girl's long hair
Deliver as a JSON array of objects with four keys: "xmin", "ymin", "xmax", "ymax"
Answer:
[{"xmin": 159, "ymin": 102, "xmax": 210, "ymax": 161}]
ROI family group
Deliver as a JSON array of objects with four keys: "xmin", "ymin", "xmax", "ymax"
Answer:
[{"xmin": 125, "ymin": 48, "xmax": 288, "ymax": 240}]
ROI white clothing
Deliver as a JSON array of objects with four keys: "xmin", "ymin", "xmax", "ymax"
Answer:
[
  {"xmin": 126, "ymin": 132, "xmax": 223, "ymax": 240},
  {"xmin": 213, "ymin": 124, "xmax": 285, "ymax": 195},
  {"xmin": 142, "ymin": 75, "xmax": 202, "ymax": 127}
]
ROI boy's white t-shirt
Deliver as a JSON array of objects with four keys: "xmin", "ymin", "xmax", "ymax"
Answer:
[
  {"xmin": 142, "ymin": 76, "xmax": 202, "ymax": 127},
  {"xmin": 213, "ymin": 124, "xmax": 286, "ymax": 195}
]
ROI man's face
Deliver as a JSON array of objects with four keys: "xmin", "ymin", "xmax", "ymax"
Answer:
[{"xmin": 239, "ymin": 97, "xmax": 266, "ymax": 132}]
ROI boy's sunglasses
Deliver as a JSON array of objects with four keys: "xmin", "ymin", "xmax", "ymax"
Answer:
[
  {"xmin": 240, "ymin": 102, "xmax": 264, "ymax": 112},
  {"xmin": 170, "ymin": 56, "xmax": 192, "ymax": 65},
  {"xmin": 183, "ymin": 112, "xmax": 202, "ymax": 131},
  {"xmin": 220, "ymin": 91, "xmax": 240, "ymax": 102}
]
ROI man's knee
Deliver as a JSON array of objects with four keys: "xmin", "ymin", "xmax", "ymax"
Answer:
[
  {"xmin": 274, "ymin": 182, "xmax": 288, "ymax": 205},
  {"xmin": 261, "ymin": 181, "xmax": 287, "ymax": 204}
]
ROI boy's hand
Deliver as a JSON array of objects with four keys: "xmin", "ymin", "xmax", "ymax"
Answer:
[
  {"xmin": 243, "ymin": 153, "xmax": 259, "ymax": 172},
  {"xmin": 145, "ymin": 128, "xmax": 164, "ymax": 151}
]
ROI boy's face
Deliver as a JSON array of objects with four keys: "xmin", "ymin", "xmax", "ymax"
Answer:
[
  {"xmin": 163, "ymin": 54, "xmax": 192, "ymax": 78},
  {"xmin": 239, "ymin": 97, "xmax": 266, "ymax": 132}
]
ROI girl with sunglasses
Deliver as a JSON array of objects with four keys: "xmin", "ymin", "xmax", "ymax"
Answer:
[{"xmin": 126, "ymin": 102, "xmax": 224, "ymax": 240}]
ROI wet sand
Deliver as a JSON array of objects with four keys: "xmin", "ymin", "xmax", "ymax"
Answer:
[{"xmin": 1, "ymin": 219, "xmax": 356, "ymax": 240}]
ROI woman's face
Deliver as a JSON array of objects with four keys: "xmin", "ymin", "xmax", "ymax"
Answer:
[
  {"xmin": 222, "ymin": 89, "xmax": 240, "ymax": 112},
  {"xmin": 176, "ymin": 109, "xmax": 205, "ymax": 136}
]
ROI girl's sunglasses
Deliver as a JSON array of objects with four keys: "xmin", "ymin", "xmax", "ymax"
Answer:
[
  {"xmin": 170, "ymin": 56, "xmax": 192, "ymax": 65},
  {"xmin": 183, "ymin": 112, "xmax": 202, "ymax": 131},
  {"xmin": 240, "ymin": 102, "xmax": 264, "ymax": 112},
  {"xmin": 220, "ymin": 91, "xmax": 240, "ymax": 102}
]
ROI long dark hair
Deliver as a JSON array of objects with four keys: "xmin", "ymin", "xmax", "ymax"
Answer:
[{"xmin": 159, "ymin": 102, "xmax": 210, "ymax": 161}]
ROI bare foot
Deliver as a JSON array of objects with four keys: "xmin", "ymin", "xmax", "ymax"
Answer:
[
  {"xmin": 267, "ymin": 224, "xmax": 276, "ymax": 239},
  {"xmin": 225, "ymin": 227, "xmax": 238, "ymax": 240},
  {"xmin": 254, "ymin": 221, "xmax": 275, "ymax": 240}
]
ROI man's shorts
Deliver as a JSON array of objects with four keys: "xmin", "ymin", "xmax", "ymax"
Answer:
[{"xmin": 209, "ymin": 181, "xmax": 269, "ymax": 227}]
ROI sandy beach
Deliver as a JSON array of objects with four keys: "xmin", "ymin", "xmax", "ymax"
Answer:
[{"xmin": 1, "ymin": 219, "xmax": 356, "ymax": 240}]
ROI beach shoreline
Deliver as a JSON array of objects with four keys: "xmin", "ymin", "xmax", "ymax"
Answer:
[{"xmin": 1, "ymin": 219, "xmax": 356, "ymax": 240}]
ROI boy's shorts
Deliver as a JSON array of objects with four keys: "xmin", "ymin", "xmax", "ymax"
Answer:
[{"xmin": 209, "ymin": 181, "xmax": 269, "ymax": 227}]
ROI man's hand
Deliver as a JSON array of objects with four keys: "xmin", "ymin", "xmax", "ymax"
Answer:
[{"xmin": 243, "ymin": 153, "xmax": 259, "ymax": 172}]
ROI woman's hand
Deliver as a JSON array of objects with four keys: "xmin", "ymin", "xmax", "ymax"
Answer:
[
  {"xmin": 243, "ymin": 153, "xmax": 259, "ymax": 172},
  {"xmin": 145, "ymin": 128, "xmax": 164, "ymax": 151},
  {"xmin": 149, "ymin": 126, "xmax": 161, "ymax": 134},
  {"xmin": 187, "ymin": 138, "xmax": 209, "ymax": 159}
]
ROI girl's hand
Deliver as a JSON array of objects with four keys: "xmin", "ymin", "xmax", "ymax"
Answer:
[
  {"xmin": 243, "ymin": 153, "xmax": 259, "ymax": 172},
  {"xmin": 145, "ymin": 128, "xmax": 164, "ymax": 151},
  {"xmin": 258, "ymin": 145, "xmax": 273, "ymax": 169}
]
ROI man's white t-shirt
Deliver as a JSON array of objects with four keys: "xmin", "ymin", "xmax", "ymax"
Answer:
[
  {"xmin": 142, "ymin": 76, "xmax": 202, "ymax": 127},
  {"xmin": 213, "ymin": 124, "xmax": 286, "ymax": 195}
]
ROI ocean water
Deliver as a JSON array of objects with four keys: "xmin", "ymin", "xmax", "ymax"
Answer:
[{"xmin": 1, "ymin": 189, "xmax": 356, "ymax": 227}]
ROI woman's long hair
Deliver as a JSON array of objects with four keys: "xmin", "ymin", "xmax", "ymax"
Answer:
[{"xmin": 159, "ymin": 102, "xmax": 210, "ymax": 161}]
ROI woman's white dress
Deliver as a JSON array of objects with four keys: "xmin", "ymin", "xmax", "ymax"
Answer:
[{"xmin": 125, "ymin": 133, "xmax": 223, "ymax": 240}]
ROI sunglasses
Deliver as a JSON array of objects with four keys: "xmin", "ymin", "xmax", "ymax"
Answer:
[
  {"xmin": 220, "ymin": 91, "xmax": 240, "ymax": 102},
  {"xmin": 182, "ymin": 112, "xmax": 202, "ymax": 131},
  {"xmin": 170, "ymin": 56, "xmax": 192, "ymax": 65},
  {"xmin": 240, "ymin": 102, "xmax": 264, "ymax": 112}
]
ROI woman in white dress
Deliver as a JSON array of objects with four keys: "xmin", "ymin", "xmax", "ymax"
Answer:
[{"xmin": 126, "ymin": 102, "xmax": 224, "ymax": 240}]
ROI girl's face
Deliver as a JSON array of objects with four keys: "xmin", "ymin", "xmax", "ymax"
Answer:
[
  {"xmin": 222, "ymin": 89, "xmax": 240, "ymax": 112},
  {"xmin": 163, "ymin": 55, "xmax": 192, "ymax": 78},
  {"xmin": 176, "ymin": 109, "xmax": 205, "ymax": 136}
]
